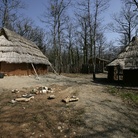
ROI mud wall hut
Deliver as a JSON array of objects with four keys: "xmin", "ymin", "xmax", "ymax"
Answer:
[
  {"xmin": 0, "ymin": 28, "xmax": 51, "ymax": 76},
  {"xmin": 107, "ymin": 36, "xmax": 138, "ymax": 86}
]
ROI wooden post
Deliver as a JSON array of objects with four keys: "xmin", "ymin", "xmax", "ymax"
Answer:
[
  {"xmin": 31, "ymin": 63, "xmax": 39, "ymax": 80},
  {"xmin": 117, "ymin": 65, "xmax": 120, "ymax": 81},
  {"xmin": 49, "ymin": 63, "xmax": 58, "ymax": 75}
]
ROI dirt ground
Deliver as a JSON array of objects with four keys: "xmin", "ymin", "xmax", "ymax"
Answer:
[{"xmin": 0, "ymin": 73, "xmax": 137, "ymax": 138}]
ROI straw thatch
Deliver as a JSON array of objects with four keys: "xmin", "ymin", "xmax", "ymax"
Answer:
[
  {"xmin": 107, "ymin": 36, "xmax": 138, "ymax": 69},
  {"xmin": 0, "ymin": 27, "xmax": 50, "ymax": 65}
]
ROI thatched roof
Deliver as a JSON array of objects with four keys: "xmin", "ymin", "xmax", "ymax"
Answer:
[
  {"xmin": 107, "ymin": 36, "xmax": 138, "ymax": 69},
  {"xmin": 0, "ymin": 27, "xmax": 51, "ymax": 65}
]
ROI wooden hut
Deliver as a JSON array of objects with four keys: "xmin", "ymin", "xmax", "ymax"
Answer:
[
  {"xmin": 0, "ymin": 28, "xmax": 51, "ymax": 76},
  {"xmin": 81, "ymin": 57, "xmax": 109, "ymax": 73},
  {"xmin": 107, "ymin": 36, "xmax": 138, "ymax": 85},
  {"xmin": 89, "ymin": 57, "xmax": 109, "ymax": 73}
]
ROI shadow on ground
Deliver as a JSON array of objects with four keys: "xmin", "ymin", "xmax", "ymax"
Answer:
[{"xmin": 91, "ymin": 73, "xmax": 138, "ymax": 88}]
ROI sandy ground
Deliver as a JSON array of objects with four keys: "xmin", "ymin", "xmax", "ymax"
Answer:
[{"xmin": 0, "ymin": 73, "xmax": 137, "ymax": 138}]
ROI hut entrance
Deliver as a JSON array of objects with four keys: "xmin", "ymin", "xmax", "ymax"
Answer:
[
  {"xmin": 108, "ymin": 65, "xmax": 123, "ymax": 81},
  {"xmin": 114, "ymin": 65, "xmax": 123, "ymax": 81}
]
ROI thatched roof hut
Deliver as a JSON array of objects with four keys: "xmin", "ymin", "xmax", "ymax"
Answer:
[
  {"xmin": 0, "ymin": 28, "xmax": 51, "ymax": 76},
  {"xmin": 107, "ymin": 36, "xmax": 138, "ymax": 85}
]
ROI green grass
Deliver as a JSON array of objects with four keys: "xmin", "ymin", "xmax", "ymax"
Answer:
[
  {"xmin": 120, "ymin": 93, "xmax": 138, "ymax": 104},
  {"xmin": 107, "ymin": 86, "xmax": 138, "ymax": 106},
  {"xmin": 108, "ymin": 87, "xmax": 117, "ymax": 94}
]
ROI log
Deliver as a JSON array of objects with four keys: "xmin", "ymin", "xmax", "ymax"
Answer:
[
  {"xmin": 62, "ymin": 96, "xmax": 70, "ymax": 103},
  {"xmin": 11, "ymin": 89, "xmax": 20, "ymax": 93},
  {"xmin": 69, "ymin": 97, "xmax": 79, "ymax": 102},
  {"xmin": 62, "ymin": 96, "xmax": 79, "ymax": 103},
  {"xmin": 15, "ymin": 96, "xmax": 34, "ymax": 102}
]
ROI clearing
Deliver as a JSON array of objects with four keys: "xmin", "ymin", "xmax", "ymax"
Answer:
[{"xmin": 0, "ymin": 73, "xmax": 137, "ymax": 138}]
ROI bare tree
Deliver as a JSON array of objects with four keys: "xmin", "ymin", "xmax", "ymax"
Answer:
[
  {"xmin": 104, "ymin": 41, "xmax": 120, "ymax": 61},
  {"xmin": 0, "ymin": 0, "xmax": 48, "ymax": 56},
  {"xmin": 41, "ymin": 0, "xmax": 71, "ymax": 74},
  {"xmin": 133, "ymin": 0, "xmax": 138, "ymax": 9},
  {"xmin": 96, "ymin": 32, "xmax": 107, "ymax": 58},
  {"xmin": 65, "ymin": 22, "xmax": 76, "ymax": 72},
  {"xmin": 133, "ymin": 0, "xmax": 138, "ymax": 8},
  {"xmin": 0, "ymin": 0, "xmax": 25, "ymax": 29},
  {"xmin": 75, "ymin": 0, "xmax": 91, "ymax": 66},
  {"xmin": 74, "ymin": 0, "xmax": 109, "ymax": 76},
  {"xmin": 76, "ymin": 15, "xmax": 89, "ymax": 64},
  {"xmin": 108, "ymin": 3, "xmax": 138, "ymax": 45},
  {"xmin": 91, "ymin": 0, "xmax": 109, "ymax": 79},
  {"xmin": 14, "ymin": 17, "xmax": 47, "ymax": 53},
  {"xmin": 122, "ymin": 0, "xmax": 138, "ymax": 9}
]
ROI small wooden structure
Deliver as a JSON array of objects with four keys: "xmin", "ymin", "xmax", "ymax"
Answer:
[
  {"xmin": 89, "ymin": 57, "xmax": 109, "ymax": 72},
  {"xmin": 0, "ymin": 28, "xmax": 51, "ymax": 76},
  {"xmin": 81, "ymin": 57, "xmax": 109, "ymax": 73},
  {"xmin": 107, "ymin": 36, "xmax": 138, "ymax": 86}
]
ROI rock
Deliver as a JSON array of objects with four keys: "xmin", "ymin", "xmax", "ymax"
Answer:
[
  {"xmin": 32, "ymin": 88, "xmax": 37, "ymax": 92},
  {"xmin": 36, "ymin": 86, "xmax": 54, "ymax": 94},
  {"xmin": 48, "ymin": 87, "xmax": 52, "ymax": 91},
  {"xmin": 48, "ymin": 95, "xmax": 55, "ymax": 99},
  {"xmin": 38, "ymin": 86, "xmax": 48, "ymax": 91},
  {"xmin": 11, "ymin": 99, "xmax": 16, "ymax": 104},
  {"xmin": 47, "ymin": 90, "xmax": 54, "ymax": 93},
  {"xmin": 38, "ymin": 86, "xmax": 49, "ymax": 94},
  {"xmin": 22, "ymin": 94, "xmax": 34, "ymax": 98},
  {"xmin": 11, "ymin": 89, "xmax": 20, "ymax": 93},
  {"xmin": 58, "ymin": 126, "xmax": 62, "ymax": 130},
  {"xmin": 39, "ymin": 89, "xmax": 47, "ymax": 94},
  {"xmin": 31, "ymin": 132, "xmax": 35, "ymax": 135},
  {"xmin": 31, "ymin": 88, "xmax": 38, "ymax": 94},
  {"xmin": 60, "ymin": 130, "xmax": 63, "ymax": 132}
]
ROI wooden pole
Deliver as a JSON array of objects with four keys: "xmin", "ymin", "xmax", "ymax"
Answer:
[
  {"xmin": 31, "ymin": 63, "xmax": 39, "ymax": 80},
  {"xmin": 49, "ymin": 63, "xmax": 58, "ymax": 75}
]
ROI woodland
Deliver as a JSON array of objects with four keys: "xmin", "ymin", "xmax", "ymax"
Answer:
[{"xmin": 0, "ymin": 0, "xmax": 138, "ymax": 76}]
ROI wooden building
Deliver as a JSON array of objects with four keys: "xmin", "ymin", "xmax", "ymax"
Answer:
[
  {"xmin": 0, "ymin": 28, "xmax": 51, "ymax": 76},
  {"xmin": 107, "ymin": 36, "xmax": 138, "ymax": 86},
  {"xmin": 81, "ymin": 57, "xmax": 109, "ymax": 73}
]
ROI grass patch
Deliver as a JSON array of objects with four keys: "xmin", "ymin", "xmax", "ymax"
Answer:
[
  {"xmin": 108, "ymin": 87, "xmax": 117, "ymax": 95},
  {"xmin": 121, "ymin": 93, "xmax": 138, "ymax": 103},
  {"xmin": 107, "ymin": 86, "xmax": 138, "ymax": 106}
]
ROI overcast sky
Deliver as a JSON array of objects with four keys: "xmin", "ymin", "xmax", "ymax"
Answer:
[{"xmin": 21, "ymin": 0, "xmax": 122, "ymax": 44}]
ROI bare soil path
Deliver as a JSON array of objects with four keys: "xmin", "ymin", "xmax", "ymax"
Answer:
[{"xmin": 0, "ymin": 73, "xmax": 137, "ymax": 138}]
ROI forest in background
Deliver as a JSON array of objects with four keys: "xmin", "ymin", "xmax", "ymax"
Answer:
[{"xmin": 0, "ymin": 0, "xmax": 138, "ymax": 75}]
